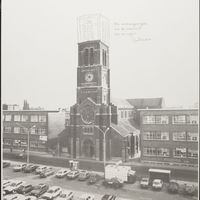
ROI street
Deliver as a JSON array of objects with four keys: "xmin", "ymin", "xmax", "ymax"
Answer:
[
  {"xmin": 3, "ymin": 161, "xmax": 197, "ymax": 200},
  {"xmin": 3, "ymin": 150, "xmax": 198, "ymax": 182}
]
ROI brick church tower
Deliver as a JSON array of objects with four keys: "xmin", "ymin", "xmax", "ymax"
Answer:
[{"xmin": 69, "ymin": 14, "xmax": 117, "ymax": 161}]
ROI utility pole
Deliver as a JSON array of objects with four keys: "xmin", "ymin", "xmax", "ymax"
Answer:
[
  {"xmin": 16, "ymin": 123, "xmax": 36, "ymax": 164},
  {"xmin": 95, "ymin": 126, "xmax": 110, "ymax": 177}
]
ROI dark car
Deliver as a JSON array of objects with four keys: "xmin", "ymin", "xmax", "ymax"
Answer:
[
  {"xmin": 30, "ymin": 183, "xmax": 49, "ymax": 198},
  {"xmin": 78, "ymin": 170, "xmax": 90, "ymax": 181},
  {"xmin": 40, "ymin": 169, "xmax": 55, "ymax": 178},
  {"xmin": 87, "ymin": 173, "xmax": 100, "ymax": 185},
  {"xmin": 3, "ymin": 161, "xmax": 11, "ymax": 168},
  {"xmin": 24, "ymin": 165, "xmax": 38, "ymax": 173},
  {"xmin": 101, "ymin": 194, "xmax": 116, "ymax": 200},
  {"xmin": 167, "ymin": 180, "xmax": 179, "ymax": 194},
  {"xmin": 103, "ymin": 178, "xmax": 123, "ymax": 189},
  {"xmin": 15, "ymin": 184, "xmax": 33, "ymax": 194}
]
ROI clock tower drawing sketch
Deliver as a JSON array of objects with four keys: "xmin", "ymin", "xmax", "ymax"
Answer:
[{"xmin": 69, "ymin": 14, "xmax": 114, "ymax": 160}]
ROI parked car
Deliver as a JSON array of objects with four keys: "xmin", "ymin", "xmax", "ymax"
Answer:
[
  {"xmin": 152, "ymin": 179, "xmax": 163, "ymax": 190},
  {"xmin": 183, "ymin": 183, "xmax": 196, "ymax": 196},
  {"xmin": 4, "ymin": 180, "xmax": 25, "ymax": 194},
  {"xmin": 23, "ymin": 165, "xmax": 38, "ymax": 173},
  {"xmin": 3, "ymin": 161, "xmax": 11, "ymax": 168},
  {"xmin": 67, "ymin": 170, "xmax": 79, "ymax": 179},
  {"xmin": 41, "ymin": 186, "xmax": 62, "ymax": 200},
  {"xmin": 3, "ymin": 194, "xmax": 26, "ymax": 200},
  {"xmin": 87, "ymin": 173, "xmax": 100, "ymax": 185},
  {"xmin": 35, "ymin": 166, "xmax": 49, "ymax": 174},
  {"xmin": 56, "ymin": 191, "xmax": 74, "ymax": 200},
  {"xmin": 16, "ymin": 152, "xmax": 26, "ymax": 159},
  {"xmin": 30, "ymin": 183, "xmax": 49, "ymax": 198},
  {"xmin": 24, "ymin": 196, "xmax": 38, "ymax": 200},
  {"xmin": 103, "ymin": 178, "xmax": 123, "ymax": 189},
  {"xmin": 40, "ymin": 169, "xmax": 55, "ymax": 178},
  {"xmin": 3, "ymin": 180, "xmax": 15, "ymax": 189},
  {"xmin": 15, "ymin": 183, "xmax": 33, "ymax": 194},
  {"xmin": 13, "ymin": 163, "xmax": 27, "ymax": 172},
  {"xmin": 140, "ymin": 177, "xmax": 150, "ymax": 189},
  {"xmin": 167, "ymin": 180, "xmax": 179, "ymax": 193},
  {"xmin": 56, "ymin": 169, "xmax": 71, "ymax": 178},
  {"xmin": 3, "ymin": 190, "xmax": 6, "ymax": 196},
  {"xmin": 79, "ymin": 194, "xmax": 94, "ymax": 200},
  {"xmin": 78, "ymin": 170, "xmax": 90, "ymax": 181},
  {"xmin": 101, "ymin": 194, "xmax": 116, "ymax": 200}
]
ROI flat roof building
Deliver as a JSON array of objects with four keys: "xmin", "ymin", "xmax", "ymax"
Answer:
[
  {"xmin": 2, "ymin": 108, "xmax": 65, "ymax": 153},
  {"xmin": 138, "ymin": 108, "xmax": 198, "ymax": 164}
]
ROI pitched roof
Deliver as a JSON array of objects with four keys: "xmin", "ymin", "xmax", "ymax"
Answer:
[
  {"xmin": 126, "ymin": 98, "xmax": 164, "ymax": 109},
  {"xmin": 111, "ymin": 98, "xmax": 134, "ymax": 109},
  {"xmin": 111, "ymin": 120, "xmax": 139, "ymax": 137}
]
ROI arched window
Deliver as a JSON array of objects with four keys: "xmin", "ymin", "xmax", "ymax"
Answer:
[
  {"xmin": 125, "ymin": 111, "xmax": 127, "ymax": 118},
  {"xmin": 90, "ymin": 48, "xmax": 94, "ymax": 65},
  {"xmin": 102, "ymin": 49, "xmax": 105, "ymax": 66},
  {"xmin": 84, "ymin": 49, "xmax": 89, "ymax": 66},
  {"xmin": 104, "ymin": 51, "xmax": 107, "ymax": 66}
]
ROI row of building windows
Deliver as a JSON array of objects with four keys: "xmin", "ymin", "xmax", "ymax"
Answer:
[
  {"xmin": 143, "ymin": 147, "xmax": 198, "ymax": 159},
  {"xmin": 3, "ymin": 126, "xmax": 46, "ymax": 135},
  {"xmin": 143, "ymin": 115, "xmax": 198, "ymax": 124},
  {"xmin": 3, "ymin": 114, "xmax": 47, "ymax": 122},
  {"xmin": 3, "ymin": 139, "xmax": 46, "ymax": 148},
  {"xmin": 120, "ymin": 110, "xmax": 133, "ymax": 119},
  {"xmin": 143, "ymin": 132, "xmax": 198, "ymax": 141}
]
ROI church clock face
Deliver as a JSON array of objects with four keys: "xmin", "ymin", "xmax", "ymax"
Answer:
[
  {"xmin": 85, "ymin": 72, "xmax": 94, "ymax": 82},
  {"xmin": 81, "ymin": 105, "xmax": 95, "ymax": 124}
]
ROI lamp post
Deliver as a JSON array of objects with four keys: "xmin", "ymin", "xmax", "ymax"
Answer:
[
  {"xmin": 95, "ymin": 126, "xmax": 110, "ymax": 177},
  {"xmin": 16, "ymin": 123, "xmax": 36, "ymax": 164}
]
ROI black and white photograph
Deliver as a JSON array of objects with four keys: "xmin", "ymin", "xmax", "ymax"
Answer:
[{"xmin": 1, "ymin": 0, "xmax": 199, "ymax": 200}]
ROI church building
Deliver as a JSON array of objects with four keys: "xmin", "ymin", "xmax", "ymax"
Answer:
[{"xmin": 67, "ymin": 14, "xmax": 140, "ymax": 162}]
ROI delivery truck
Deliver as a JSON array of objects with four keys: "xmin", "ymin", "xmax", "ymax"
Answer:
[{"xmin": 105, "ymin": 165, "xmax": 136, "ymax": 184}]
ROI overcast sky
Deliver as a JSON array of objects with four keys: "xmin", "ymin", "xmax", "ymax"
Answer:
[{"xmin": 2, "ymin": 0, "xmax": 199, "ymax": 109}]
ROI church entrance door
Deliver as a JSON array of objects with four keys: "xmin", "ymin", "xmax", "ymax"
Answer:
[{"xmin": 82, "ymin": 139, "xmax": 95, "ymax": 158}]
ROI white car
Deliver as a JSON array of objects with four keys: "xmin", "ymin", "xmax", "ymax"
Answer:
[
  {"xmin": 3, "ymin": 180, "xmax": 15, "ymax": 189},
  {"xmin": 79, "ymin": 194, "xmax": 94, "ymax": 200},
  {"xmin": 152, "ymin": 179, "xmax": 163, "ymax": 190},
  {"xmin": 35, "ymin": 166, "xmax": 49, "ymax": 174},
  {"xmin": 3, "ymin": 194, "xmax": 26, "ymax": 200},
  {"xmin": 67, "ymin": 170, "xmax": 79, "ymax": 179},
  {"xmin": 24, "ymin": 196, "xmax": 38, "ymax": 200},
  {"xmin": 13, "ymin": 163, "xmax": 27, "ymax": 172},
  {"xmin": 4, "ymin": 180, "xmax": 25, "ymax": 194},
  {"xmin": 56, "ymin": 169, "xmax": 71, "ymax": 178},
  {"xmin": 41, "ymin": 186, "xmax": 62, "ymax": 200},
  {"xmin": 56, "ymin": 191, "xmax": 74, "ymax": 200},
  {"xmin": 140, "ymin": 177, "xmax": 150, "ymax": 188}
]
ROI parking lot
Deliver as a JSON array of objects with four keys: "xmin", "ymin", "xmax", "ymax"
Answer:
[{"xmin": 3, "ymin": 160, "xmax": 198, "ymax": 200}]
